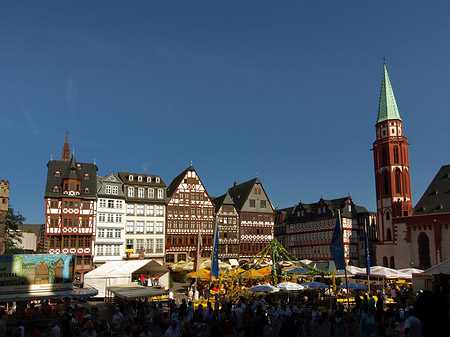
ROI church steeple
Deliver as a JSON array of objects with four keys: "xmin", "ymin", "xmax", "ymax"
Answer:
[
  {"xmin": 373, "ymin": 62, "xmax": 412, "ymax": 246},
  {"xmin": 62, "ymin": 132, "xmax": 70, "ymax": 162},
  {"xmin": 377, "ymin": 63, "xmax": 402, "ymax": 123}
]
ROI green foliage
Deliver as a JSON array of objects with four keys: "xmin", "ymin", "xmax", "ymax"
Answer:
[
  {"xmin": 5, "ymin": 207, "xmax": 25, "ymax": 254},
  {"xmin": 169, "ymin": 275, "xmax": 174, "ymax": 289}
]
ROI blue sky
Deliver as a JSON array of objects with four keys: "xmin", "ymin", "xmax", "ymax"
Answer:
[{"xmin": 1, "ymin": 1, "xmax": 450, "ymax": 223}]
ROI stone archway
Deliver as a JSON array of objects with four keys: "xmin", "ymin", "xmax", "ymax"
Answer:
[{"xmin": 418, "ymin": 232, "xmax": 431, "ymax": 268}]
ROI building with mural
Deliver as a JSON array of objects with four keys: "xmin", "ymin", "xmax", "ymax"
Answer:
[{"xmin": 44, "ymin": 133, "xmax": 97, "ymax": 282}]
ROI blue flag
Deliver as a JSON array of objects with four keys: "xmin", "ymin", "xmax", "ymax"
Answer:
[
  {"xmin": 211, "ymin": 223, "xmax": 219, "ymax": 278},
  {"xmin": 365, "ymin": 226, "xmax": 371, "ymax": 276},
  {"xmin": 330, "ymin": 215, "xmax": 345, "ymax": 270}
]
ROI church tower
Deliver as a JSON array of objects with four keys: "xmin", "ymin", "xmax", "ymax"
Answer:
[
  {"xmin": 62, "ymin": 132, "xmax": 70, "ymax": 162},
  {"xmin": 373, "ymin": 63, "xmax": 412, "ymax": 244}
]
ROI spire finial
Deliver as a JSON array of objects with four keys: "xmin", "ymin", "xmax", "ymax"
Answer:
[
  {"xmin": 72, "ymin": 148, "xmax": 75, "ymax": 157},
  {"xmin": 190, "ymin": 160, "xmax": 193, "ymax": 167},
  {"xmin": 51, "ymin": 154, "xmax": 53, "ymax": 161},
  {"xmin": 94, "ymin": 158, "xmax": 96, "ymax": 165},
  {"xmin": 256, "ymin": 172, "xmax": 258, "ymax": 178},
  {"xmin": 62, "ymin": 132, "xmax": 70, "ymax": 161}
]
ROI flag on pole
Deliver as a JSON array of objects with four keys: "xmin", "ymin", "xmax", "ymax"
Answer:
[
  {"xmin": 194, "ymin": 231, "xmax": 202, "ymax": 272},
  {"xmin": 211, "ymin": 222, "xmax": 219, "ymax": 278},
  {"xmin": 330, "ymin": 212, "xmax": 345, "ymax": 270},
  {"xmin": 365, "ymin": 224, "xmax": 371, "ymax": 276}
]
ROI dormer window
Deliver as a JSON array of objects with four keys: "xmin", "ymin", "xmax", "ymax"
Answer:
[
  {"xmin": 138, "ymin": 176, "xmax": 142, "ymax": 182},
  {"xmin": 84, "ymin": 173, "xmax": 90, "ymax": 179},
  {"xmin": 77, "ymin": 163, "xmax": 82, "ymax": 169},
  {"xmin": 155, "ymin": 177, "xmax": 160, "ymax": 183},
  {"xmin": 147, "ymin": 177, "xmax": 152, "ymax": 183},
  {"xmin": 84, "ymin": 187, "xmax": 90, "ymax": 193},
  {"xmin": 127, "ymin": 175, "xmax": 133, "ymax": 181},
  {"xmin": 53, "ymin": 186, "xmax": 59, "ymax": 192},
  {"xmin": 54, "ymin": 171, "xmax": 61, "ymax": 177}
]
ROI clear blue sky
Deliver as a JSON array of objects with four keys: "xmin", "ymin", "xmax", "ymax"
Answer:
[{"xmin": 2, "ymin": 1, "xmax": 450, "ymax": 224}]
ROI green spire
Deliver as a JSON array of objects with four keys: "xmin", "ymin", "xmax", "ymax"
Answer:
[{"xmin": 377, "ymin": 63, "xmax": 402, "ymax": 123}]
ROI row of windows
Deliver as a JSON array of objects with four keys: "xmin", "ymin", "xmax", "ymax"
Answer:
[
  {"xmin": 128, "ymin": 187, "xmax": 164, "ymax": 199},
  {"xmin": 98, "ymin": 229, "xmax": 122, "ymax": 238},
  {"xmin": 241, "ymin": 214, "xmax": 273, "ymax": 223},
  {"xmin": 126, "ymin": 238, "xmax": 163, "ymax": 253},
  {"xmin": 104, "ymin": 185, "xmax": 119, "ymax": 195},
  {"xmin": 49, "ymin": 200, "xmax": 90, "ymax": 209},
  {"xmin": 126, "ymin": 221, "xmax": 164, "ymax": 234},
  {"xmin": 174, "ymin": 191, "xmax": 208, "ymax": 200},
  {"xmin": 76, "ymin": 257, "xmax": 91, "ymax": 265},
  {"xmin": 166, "ymin": 235, "xmax": 213, "ymax": 246},
  {"xmin": 240, "ymin": 242, "xmax": 266, "ymax": 253},
  {"xmin": 241, "ymin": 227, "xmax": 272, "ymax": 236},
  {"xmin": 249, "ymin": 199, "xmax": 266, "ymax": 208},
  {"xmin": 218, "ymin": 217, "xmax": 238, "ymax": 225},
  {"xmin": 96, "ymin": 244, "xmax": 121, "ymax": 256},
  {"xmin": 98, "ymin": 213, "xmax": 122, "ymax": 223},
  {"xmin": 127, "ymin": 204, "xmax": 164, "ymax": 216},
  {"xmin": 48, "ymin": 218, "xmax": 90, "ymax": 228},
  {"xmin": 168, "ymin": 206, "xmax": 213, "ymax": 216},
  {"xmin": 167, "ymin": 220, "xmax": 213, "ymax": 230},
  {"xmin": 99, "ymin": 199, "xmax": 123, "ymax": 209},
  {"xmin": 127, "ymin": 175, "xmax": 160, "ymax": 183},
  {"xmin": 48, "ymin": 236, "xmax": 91, "ymax": 249}
]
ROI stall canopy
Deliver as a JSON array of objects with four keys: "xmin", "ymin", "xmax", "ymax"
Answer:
[
  {"xmin": 0, "ymin": 287, "xmax": 97, "ymax": 302},
  {"xmin": 84, "ymin": 260, "xmax": 169, "ymax": 298},
  {"xmin": 424, "ymin": 259, "xmax": 450, "ymax": 275},
  {"xmin": 106, "ymin": 284, "xmax": 168, "ymax": 301}
]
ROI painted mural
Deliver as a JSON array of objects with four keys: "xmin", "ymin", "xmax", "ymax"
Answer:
[{"xmin": 0, "ymin": 254, "xmax": 74, "ymax": 286}]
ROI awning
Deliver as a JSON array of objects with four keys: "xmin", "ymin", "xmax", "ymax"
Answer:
[
  {"xmin": 229, "ymin": 259, "xmax": 239, "ymax": 267},
  {"xmin": 106, "ymin": 284, "xmax": 168, "ymax": 301},
  {"xmin": 0, "ymin": 288, "xmax": 98, "ymax": 302}
]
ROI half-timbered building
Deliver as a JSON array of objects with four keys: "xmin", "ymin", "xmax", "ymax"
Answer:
[
  {"xmin": 165, "ymin": 165, "xmax": 215, "ymax": 264},
  {"xmin": 212, "ymin": 192, "xmax": 240, "ymax": 260},
  {"xmin": 44, "ymin": 134, "xmax": 97, "ymax": 282},
  {"xmin": 227, "ymin": 178, "xmax": 275, "ymax": 260}
]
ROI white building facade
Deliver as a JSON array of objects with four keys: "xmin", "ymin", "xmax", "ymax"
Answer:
[
  {"xmin": 94, "ymin": 173, "xmax": 126, "ymax": 264},
  {"xmin": 118, "ymin": 172, "xmax": 166, "ymax": 264}
]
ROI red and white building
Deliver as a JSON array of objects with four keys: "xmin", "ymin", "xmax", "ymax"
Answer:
[
  {"xmin": 165, "ymin": 166, "xmax": 215, "ymax": 264},
  {"xmin": 44, "ymin": 134, "xmax": 97, "ymax": 282},
  {"xmin": 227, "ymin": 178, "xmax": 275, "ymax": 260}
]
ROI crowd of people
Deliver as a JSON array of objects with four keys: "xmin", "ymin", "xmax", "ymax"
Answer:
[{"xmin": 1, "ymin": 280, "xmax": 449, "ymax": 337}]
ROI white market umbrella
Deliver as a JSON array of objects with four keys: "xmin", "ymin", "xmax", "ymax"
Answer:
[
  {"xmin": 396, "ymin": 268, "xmax": 423, "ymax": 280},
  {"xmin": 248, "ymin": 284, "xmax": 280, "ymax": 292},
  {"xmin": 300, "ymin": 281, "xmax": 328, "ymax": 289},
  {"xmin": 285, "ymin": 267, "xmax": 310, "ymax": 274},
  {"xmin": 370, "ymin": 266, "xmax": 400, "ymax": 279},
  {"xmin": 277, "ymin": 282, "xmax": 305, "ymax": 291}
]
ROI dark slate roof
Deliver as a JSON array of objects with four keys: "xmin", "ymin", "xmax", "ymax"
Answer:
[
  {"xmin": 212, "ymin": 191, "xmax": 235, "ymax": 213},
  {"xmin": 413, "ymin": 165, "xmax": 450, "ymax": 215},
  {"xmin": 276, "ymin": 207, "xmax": 294, "ymax": 223},
  {"xmin": 166, "ymin": 166, "xmax": 194, "ymax": 198},
  {"xmin": 227, "ymin": 178, "xmax": 259, "ymax": 211},
  {"xmin": 45, "ymin": 158, "xmax": 98, "ymax": 199},
  {"xmin": 117, "ymin": 172, "xmax": 166, "ymax": 187}
]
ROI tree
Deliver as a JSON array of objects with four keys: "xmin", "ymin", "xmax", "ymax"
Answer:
[{"xmin": 5, "ymin": 206, "xmax": 25, "ymax": 253}]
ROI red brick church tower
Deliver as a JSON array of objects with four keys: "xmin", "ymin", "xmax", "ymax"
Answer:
[{"xmin": 373, "ymin": 62, "xmax": 412, "ymax": 249}]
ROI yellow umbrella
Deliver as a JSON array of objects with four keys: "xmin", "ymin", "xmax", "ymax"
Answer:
[
  {"xmin": 257, "ymin": 266, "xmax": 272, "ymax": 276},
  {"xmin": 172, "ymin": 260, "xmax": 187, "ymax": 270},
  {"xmin": 239, "ymin": 269, "xmax": 265, "ymax": 278},
  {"xmin": 186, "ymin": 268, "xmax": 210, "ymax": 279},
  {"xmin": 199, "ymin": 260, "xmax": 211, "ymax": 269},
  {"xmin": 183, "ymin": 262, "xmax": 194, "ymax": 270}
]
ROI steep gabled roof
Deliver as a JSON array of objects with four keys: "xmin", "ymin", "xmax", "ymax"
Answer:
[
  {"xmin": 166, "ymin": 166, "xmax": 194, "ymax": 198},
  {"xmin": 377, "ymin": 63, "xmax": 402, "ymax": 123},
  {"xmin": 227, "ymin": 177, "xmax": 259, "ymax": 211},
  {"xmin": 413, "ymin": 165, "xmax": 450, "ymax": 215},
  {"xmin": 276, "ymin": 207, "xmax": 294, "ymax": 223},
  {"xmin": 212, "ymin": 191, "xmax": 235, "ymax": 213}
]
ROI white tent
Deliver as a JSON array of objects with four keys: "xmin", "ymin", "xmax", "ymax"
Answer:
[{"xmin": 84, "ymin": 260, "xmax": 169, "ymax": 298}]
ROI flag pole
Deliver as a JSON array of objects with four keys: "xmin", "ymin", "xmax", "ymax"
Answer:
[
  {"xmin": 194, "ymin": 229, "xmax": 201, "ymax": 298},
  {"xmin": 339, "ymin": 209, "xmax": 350, "ymax": 307},
  {"xmin": 365, "ymin": 219, "xmax": 371, "ymax": 293}
]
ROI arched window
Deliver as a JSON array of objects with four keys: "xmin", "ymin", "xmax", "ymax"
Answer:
[
  {"xmin": 386, "ymin": 211, "xmax": 390, "ymax": 221},
  {"xmin": 382, "ymin": 148, "xmax": 387, "ymax": 166},
  {"xmin": 384, "ymin": 173, "xmax": 390, "ymax": 195},
  {"xmin": 390, "ymin": 256, "xmax": 395, "ymax": 269},
  {"xmin": 54, "ymin": 171, "xmax": 60, "ymax": 177},
  {"xmin": 84, "ymin": 173, "xmax": 90, "ymax": 179},
  {"xmin": 84, "ymin": 187, "xmax": 90, "ymax": 193},
  {"xmin": 383, "ymin": 256, "xmax": 388, "ymax": 267},
  {"xmin": 386, "ymin": 228, "xmax": 392, "ymax": 241},
  {"xmin": 395, "ymin": 169, "xmax": 401, "ymax": 194},
  {"xmin": 53, "ymin": 186, "xmax": 59, "ymax": 192},
  {"xmin": 418, "ymin": 233, "xmax": 431, "ymax": 268},
  {"xmin": 393, "ymin": 146, "xmax": 399, "ymax": 164}
]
